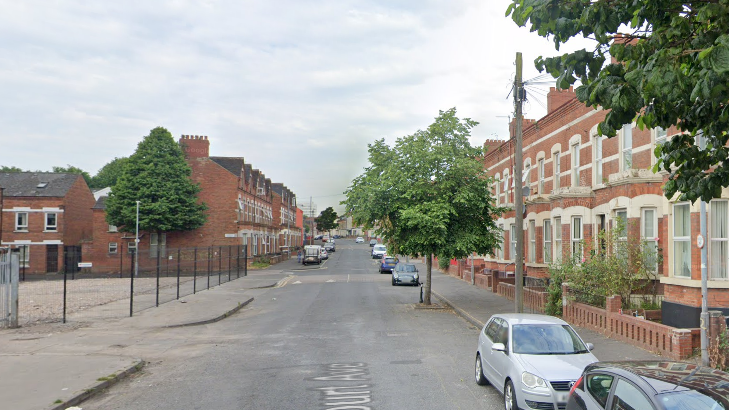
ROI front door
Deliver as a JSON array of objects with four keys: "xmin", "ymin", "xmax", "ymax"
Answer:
[{"xmin": 46, "ymin": 245, "xmax": 59, "ymax": 273}]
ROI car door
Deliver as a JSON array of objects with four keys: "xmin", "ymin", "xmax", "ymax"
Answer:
[
  {"xmin": 569, "ymin": 372, "xmax": 616, "ymax": 410},
  {"xmin": 489, "ymin": 318, "xmax": 512, "ymax": 385},
  {"xmin": 606, "ymin": 378, "xmax": 656, "ymax": 410},
  {"xmin": 480, "ymin": 318, "xmax": 501, "ymax": 385}
]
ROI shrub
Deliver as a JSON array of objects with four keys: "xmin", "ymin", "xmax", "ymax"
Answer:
[{"xmin": 437, "ymin": 256, "xmax": 451, "ymax": 271}]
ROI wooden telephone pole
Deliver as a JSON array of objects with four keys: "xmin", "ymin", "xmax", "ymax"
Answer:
[{"xmin": 514, "ymin": 52, "xmax": 525, "ymax": 313}]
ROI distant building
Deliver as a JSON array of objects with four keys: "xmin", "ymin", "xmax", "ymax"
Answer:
[{"xmin": 0, "ymin": 173, "xmax": 94, "ymax": 274}]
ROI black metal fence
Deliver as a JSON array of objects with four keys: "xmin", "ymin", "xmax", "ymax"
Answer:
[{"xmin": 14, "ymin": 245, "xmax": 249, "ymax": 326}]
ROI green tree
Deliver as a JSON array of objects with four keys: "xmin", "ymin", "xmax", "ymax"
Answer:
[
  {"xmin": 52, "ymin": 165, "xmax": 92, "ymax": 186},
  {"xmin": 315, "ymin": 207, "xmax": 338, "ymax": 233},
  {"xmin": 344, "ymin": 108, "xmax": 507, "ymax": 304},
  {"xmin": 0, "ymin": 166, "xmax": 25, "ymax": 172},
  {"xmin": 105, "ymin": 127, "xmax": 207, "ymax": 242},
  {"xmin": 507, "ymin": 0, "xmax": 729, "ymax": 202},
  {"xmin": 90, "ymin": 157, "xmax": 129, "ymax": 189}
]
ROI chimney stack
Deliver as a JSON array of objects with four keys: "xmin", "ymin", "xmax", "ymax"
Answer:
[
  {"xmin": 547, "ymin": 87, "xmax": 576, "ymax": 114},
  {"xmin": 179, "ymin": 135, "xmax": 210, "ymax": 159}
]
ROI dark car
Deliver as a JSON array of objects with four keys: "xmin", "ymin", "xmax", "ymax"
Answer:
[
  {"xmin": 566, "ymin": 361, "xmax": 729, "ymax": 410},
  {"xmin": 324, "ymin": 242, "xmax": 336, "ymax": 253},
  {"xmin": 391, "ymin": 263, "xmax": 419, "ymax": 286},
  {"xmin": 379, "ymin": 256, "xmax": 397, "ymax": 274},
  {"xmin": 369, "ymin": 239, "xmax": 377, "ymax": 247}
]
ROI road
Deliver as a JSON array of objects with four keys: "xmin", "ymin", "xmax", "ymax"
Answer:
[{"xmin": 82, "ymin": 240, "xmax": 504, "ymax": 409}]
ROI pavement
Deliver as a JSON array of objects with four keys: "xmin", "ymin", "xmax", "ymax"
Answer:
[{"xmin": 0, "ymin": 254, "xmax": 659, "ymax": 410}]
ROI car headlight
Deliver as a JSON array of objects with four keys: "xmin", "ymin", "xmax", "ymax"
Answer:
[
  {"xmin": 522, "ymin": 372, "xmax": 548, "ymax": 390},
  {"xmin": 413, "ymin": 273, "xmax": 418, "ymax": 279},
  {"xmin": 393, "ymin": 273, "xmax": 399, "ymax": 278}
]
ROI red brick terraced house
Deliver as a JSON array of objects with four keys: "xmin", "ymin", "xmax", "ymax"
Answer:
[
  {"xmin": 271, "ymin": 183, "xmax": 301, "ymax": 256},
  {"xmin": 480, "ymin": 87, "xmax": 729, "ymax": 329},
  {"xmin": 84, "ymin": 135, "xmax": 300, "ymax": 273},
  {"xmin": 0, "ymin": 172, "xmax": 95, "ymax": 274}
]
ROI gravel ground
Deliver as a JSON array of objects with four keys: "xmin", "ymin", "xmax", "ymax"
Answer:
[{"xmin": 12, "ymin": 273, "xmax": 240, "ymax": 327}]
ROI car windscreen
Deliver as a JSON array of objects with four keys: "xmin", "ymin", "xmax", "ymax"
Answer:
[
  {"xmin": 374, "ymin": 245, "xmax": 386, "ymax": 251},
  {"xmin": 396, "ymin": 264, "xmax": 416, "ymax": 272},
  {"xmin": 383, "ymin": 258, "xmax": 396, "ymax": 264},
  {"xmin": 512, "ymin": 324, "xmax": 588, "ymax": 355},
  {"xmin": 658, "ymin": 390, "xmax": 728, "ymax": 410}
]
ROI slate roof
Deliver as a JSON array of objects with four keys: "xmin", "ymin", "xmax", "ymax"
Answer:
[
  {"xmin": 0, "ymin": 172, "xmax": 80, "ymax": 197},
  {"xmin": 271, "ymin": 183, "xmax": 284, "ymax": 195},
  {"xmin": 210, "ymin": 157, "xmax": 244, "ymax": 177},
  {"xmin": 93, "ymin": 196, "xmax": 108, "ymax": 209}
]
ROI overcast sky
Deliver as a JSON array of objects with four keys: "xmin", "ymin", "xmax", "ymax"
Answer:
[{"xmin": 0, "ymin": 0, "xmax": 592, "ymax": 215}]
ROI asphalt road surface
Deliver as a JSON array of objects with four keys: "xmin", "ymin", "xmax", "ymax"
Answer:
[{"xmin": 82, "ymin": 240, "xmax": 504, "ymax": 409}]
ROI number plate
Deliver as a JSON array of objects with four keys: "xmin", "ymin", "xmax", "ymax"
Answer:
[{"xmin": 556, "ymin": 392, "xmax": 568, "ymax": 403}]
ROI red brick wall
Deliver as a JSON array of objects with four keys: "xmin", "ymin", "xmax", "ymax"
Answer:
[{"xmin": 62, "ymin": 176, "xmax": 95, "ymax": 245}]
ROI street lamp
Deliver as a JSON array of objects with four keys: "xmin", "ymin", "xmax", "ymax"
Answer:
[{"xmin": 135, "ymin": 200, "xmax": 140, "ymax": 277}]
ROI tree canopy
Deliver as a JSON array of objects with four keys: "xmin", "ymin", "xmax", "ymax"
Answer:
[
  {"xmin": 343, "ymin": 108, "xmax": 506, "ymax": 304},
  {"xmin": 89, "ymin": 157, "xmax": 129, "ymax": 189},
  {"xmin": 105, "ymin": 127, "xmax": 207, "ymax": 234},
  {"xmin": 507, "ymin": 0, "xmax": 729, "ymax": 202},
  {"xmin": 315, "ymin": 207, "xmax": 339, "ymax": 232}
]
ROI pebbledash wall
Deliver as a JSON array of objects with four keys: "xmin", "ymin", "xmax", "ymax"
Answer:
[
  {"xmin": 480, "ymin": 87, "xmax": 729, "ymax": 329},
  {"xmin": 82, "ymin": 135, "xmax": 303, "ymax": 273}
]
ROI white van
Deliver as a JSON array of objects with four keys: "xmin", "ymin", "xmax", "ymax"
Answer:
[{"xmin": 303, "ymin": 245, "xmax": 322, "ymax": 265}]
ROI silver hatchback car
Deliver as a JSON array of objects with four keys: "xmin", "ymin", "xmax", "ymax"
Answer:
[{"xmin": 475, "ymin": 314, "xmax": 598, "ymax": 410}]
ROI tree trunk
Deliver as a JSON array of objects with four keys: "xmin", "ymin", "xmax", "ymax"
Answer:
[{"xmin": 424, "ymin": 254, "xmax": 432, "ymax": 305}]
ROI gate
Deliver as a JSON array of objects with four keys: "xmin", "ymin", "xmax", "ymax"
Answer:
[
  {"xmin": 0, "ymin": 250, "xmax": 19, "ymax": 328},
  {"xmin": 63, "ymin": 246, "xmax": 81, "ymax": 274}
]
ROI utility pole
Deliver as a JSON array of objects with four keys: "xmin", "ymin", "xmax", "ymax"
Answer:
[
  {"xmin": 514, "ymin": 52, "xmax": 525, "ymax": 313},
  {"xmin": 309, "ymin": 196, "xmax": 314, "ymax": 245}
]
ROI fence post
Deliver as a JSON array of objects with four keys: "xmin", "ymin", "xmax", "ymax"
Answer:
[
  {"xmin": 244, "ymin": 246, "xmax": 248, "ymax": 276},
  {"xmin": 193, "ymin": 247, "xmax": 198, "ymax": 294},
  {"xmin": 228, "ymin": 245, "xmax": 232, "ymax": 282},
  {"xmin": 156, "ymin": 246, "xmax": 161, "ymax": 307},
  {"xmin": 236, "ymin": 245, "xmax": 241, "ymax": 278},
  {"xmin": 207, "ymin": 247, "xmax": 211, "ymax": 289},
  {"xmin": 218, "ymin": 246, "xmax": 222, "ymax": 285},
  {"xmin": 63, "ymin": 269, "xmax": 67, "ymax": 324},
  {"xmin": 10, "ymin": 253, "xmax": 19, "ymax": 328},
  {"xmin": 130, "ymin": 250, "xmax": 135, "ymax": 317},
  {"xmin": 176, "ymin": 248, "xmax": 181, "ymax": 300}
]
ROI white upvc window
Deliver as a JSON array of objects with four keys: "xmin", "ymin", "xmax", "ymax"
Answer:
[
  {"xmin": 16, "ymin": 212, "xmax": 28, "ymax": 231},
  {"xmin": 108, "ymin": 224, "xmax": 118, "ymax": 232},
  {"xmin": 673, "ymin": 203, "xmax": 691, "ymax": 277},
  {"xmin": 641, "ymin": 208, "xmax": 658, "ymax": 273},
  {"xmin": 543, "ymin": 220, "xmax": 552, "ymax": 263},
  {"xmin": 572, "ymin": 216, "xmax": 583, "ymax": 261},
  {"xmin": 696, "ymin": 132, "xmax": 708, "ymax": 150},
  {"xmin": 150, "ymin": 233, "xmax": 167, "ymax": 258},
  {"xmin": 571, "ymin": 143, "xmax": 580, "ymax": 187},
  {"xmin": 554, "ymin": 217, "xmax": 562, "ymax": 262},
  {"xmin": 495, "ymin": 175, "xmax": 501, "ymax": 205},
  {"xmin": 538, "ymin": 158, "xmax": 545, "ymax": 195},
  {"xmin": 594, "ymin": 134, "xmax": 604, "ymax": 184},
  {"xmin": 528, "ymin": 220, "xmax": 536, "ymax": 263},
  {"xmin": 621, "ymin": 124, "xmax": 633, "ymax": 171},
  {"xmin": 109, "ymin": 242, "xmax": 118, "ymax": 254},
  {"xmin": 654, "ymin": 127, "xmax": 667, "ymax": 165},
  {"xmin": 523, "ymin": 162, "xmax": 531, "ymax": 192},
  {"xmin": 510, "ymin": 224, "xmax": 516, "ymax": 261},
  {"xmin": 553, "ymin": 151, "xmax": 561, "ymax": 191},
  {"xmin": 128, "ymin": 241, "xmax": 137, "ymax": 254},
  {"xmin": 616, "ymin": 210, "xmax": 628, "ymax": 258},
  {"xmin": 503, "ymin": 170, "xmax": 510, "ymax": 203},
  {"xmin": 711, "ymin": 200, "xmax": 728, "ymax": 279},
  {"xmin": 45, "ymin": 212, "xmax": 58, "ymax": 231},
  {"xmin": 16, "ymin": 245, "xmax": 30, "ymax": 267}
]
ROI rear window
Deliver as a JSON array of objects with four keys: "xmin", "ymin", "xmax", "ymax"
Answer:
[{"xmin": 384, "ymin": 257, "xmax": 396, "ymax": 263}]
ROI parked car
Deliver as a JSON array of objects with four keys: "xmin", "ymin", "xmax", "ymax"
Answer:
[
  {"xmin": 303, "ymin": 245, "xmax": 322, "ymax": 265},
  {"xmin": 320, "ymin": 248, "xmax": 328, "ymax": 260},
  {"xmin": 379, "ymin": 256, "xmax": 398, "ymax": 274},
  {"xmin": 391, "ymin": 263, "xmax": 419, "ymax": 286},
  {"xmin": 314, "ymin": 235, "xmax": 323, "ymax": 240},
  {"xmin": 566, "ymin": 361, "xmax": 729, "ymax": 410},
  {"xmin": 369, "ymin": 239, "xmax": 377, "ymax": 247},
  {"xmin": 355, "ymin": 237, "xmax": 364, "ymax": 243},
  {"xmin": 333, "ymin": 235, "xmax": 340, "ymax": 239},
  {"xmin": 371, "ymin": 244, "xmax": 387, "ymax": 259},
  {"xmin": 475, "ymin": 314, "xmax": 598, "ymax": 410},
  {"xmin": 324, "ymin": 242, "xmax": 336, "ymax": 253}
]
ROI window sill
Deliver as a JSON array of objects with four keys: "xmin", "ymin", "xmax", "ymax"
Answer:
[
  {"xmin": 43, "ymin": 230, "xmax": 58, "ymax": 233},
  {"xmin": 14, "ymin": 230, "xmax": 29, "ymax": 233}
]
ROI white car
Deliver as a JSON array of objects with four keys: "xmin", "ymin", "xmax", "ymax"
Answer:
[
  {"xmin": 475, "ymin": 314, "xmax": 598, "ymax": 410},
  {"xmin": 320, "ymin": 248, "xmax": 328, "ymax": 260},
  {"xmin": 371, "ymin": 244, "xmax": 387, "ymax": 259},
  {"xmin": 355, "ymin": 237, "xmax": 364, "ymax": 243}
]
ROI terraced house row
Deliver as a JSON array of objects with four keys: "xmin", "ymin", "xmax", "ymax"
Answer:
[
  {"xmin": 480, "ymin": 87, "xmax": 729, "ymax": 329},
  {"xmin": 0, "ymin": 134, "xmax": 304, "ymax": 275}
]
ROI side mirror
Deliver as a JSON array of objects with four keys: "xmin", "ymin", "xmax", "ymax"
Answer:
[
  {"xmin": 586, "ymin": 343, "xmax": 594, "ymax": 352},
  {"xmin": 491, "ymin": 343, "xmax": 506, "ymax": 352}
]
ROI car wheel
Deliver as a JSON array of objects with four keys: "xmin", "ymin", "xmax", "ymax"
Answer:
[
  {"xmin": 474, "ymin": 353, "xmax": 489, "ymax": 386},
  {"xmin": 391, "ymin": 279, "xmax": 395, "ymax": 286},
  {"xmin": 504, "ymin": 380, "xmax": 517, "ymax": 410}
]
